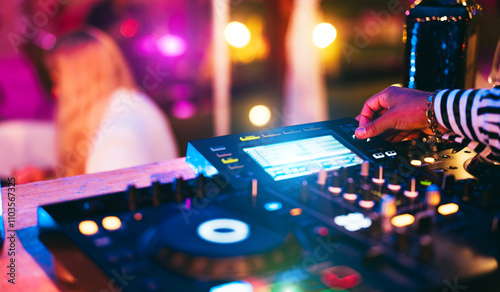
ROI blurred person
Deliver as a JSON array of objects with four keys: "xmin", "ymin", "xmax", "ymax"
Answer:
[
  {"xmin": 355, "ymin": 86, "xmax": 500, "ymax": 163},
  {"xmin": 47, "ymin": 27, "xmax": 178, "ymax": 177}
]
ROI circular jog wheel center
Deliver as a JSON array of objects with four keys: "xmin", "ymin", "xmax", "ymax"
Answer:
[
  {"xmin": 197, "ymin": 218, "xmax": 250, "ymax": 244},
  {"xmin": 150, "ymin": 206, "xmax": 302, "ymax": 280}
]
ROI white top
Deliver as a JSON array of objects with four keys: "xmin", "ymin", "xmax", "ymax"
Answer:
[
  {"xmin": 85, "ymin": 88, "xmax": 178, "ymax": 173},
  {"xmin": 0, "ymin": 120, "xmax": 56, "ymax": 178}
]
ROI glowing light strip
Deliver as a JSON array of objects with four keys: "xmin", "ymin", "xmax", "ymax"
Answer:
[{"xmin": 408, "ymin": 23, "xmax": 419, "ymax": 88}]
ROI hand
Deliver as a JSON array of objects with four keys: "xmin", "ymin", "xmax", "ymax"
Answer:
[{"xmin": 354, "ymin": 86, "xmax": 446, "ymax": 142}]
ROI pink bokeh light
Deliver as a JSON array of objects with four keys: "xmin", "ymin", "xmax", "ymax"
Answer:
[
  {"xmin": 120, "ymin": 19, "xmax": 140, "ymax": 38},
  {"xmin": 157, "ymin": 34, "xmax": 187, "ymax": 56},
  {"xmin": 172, "ymin": 100, "xmax": 196, "ymax": 119}
]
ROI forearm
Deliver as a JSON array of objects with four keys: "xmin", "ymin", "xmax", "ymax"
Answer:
[{"xmin": 434, "ymin": 87, "xmax": 500, "ymax": 154}]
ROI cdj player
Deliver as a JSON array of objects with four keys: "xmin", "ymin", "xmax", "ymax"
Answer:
[{"xmin": 38, "ymin": 118, "xmax": 500, "ymax": 292}]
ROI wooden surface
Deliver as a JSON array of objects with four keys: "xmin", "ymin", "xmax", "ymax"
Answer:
[{"xmin": 0, "ymin": 158, "xmax": 195, "ymax": 292}]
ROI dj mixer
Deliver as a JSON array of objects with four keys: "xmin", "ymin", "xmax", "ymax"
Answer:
[{"xmin": 38, "ymin": 118, "xmax": 500, "ymax": 292}]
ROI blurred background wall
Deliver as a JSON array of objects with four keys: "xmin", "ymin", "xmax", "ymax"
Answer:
[{"xmin": 0, "ymin": 0, "xmax": 498, "ymax": 155}]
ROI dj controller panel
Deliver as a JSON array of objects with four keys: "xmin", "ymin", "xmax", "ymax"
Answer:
[{"xmin": 38, "ymin": 118, "xmax": 500, "ymax": 292}]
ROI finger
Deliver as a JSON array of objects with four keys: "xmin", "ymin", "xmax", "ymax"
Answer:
[
  {"xmin": 402, "ymin": 131, "xmax": 425, "ymax": 141},
  {"xmin": 357, "ymin": 92, "xmax": 389, "ymax": 122},
  {"xmin": 388, "ymin": 130, "xmax": 413, "ymax": 142},
  {"xmin": 355, "ymin": 112, "xmax": 396, "ymax": 139}
]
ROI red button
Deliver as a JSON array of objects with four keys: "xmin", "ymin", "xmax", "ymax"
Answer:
[{"xmin": 320, "ymin": 266, "xmax": 362, "ymax": 290}]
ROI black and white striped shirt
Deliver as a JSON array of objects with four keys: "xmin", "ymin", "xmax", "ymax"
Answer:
[{"xmin": 434, "ymin": 86, "xmax": 500, "ymax": 162}]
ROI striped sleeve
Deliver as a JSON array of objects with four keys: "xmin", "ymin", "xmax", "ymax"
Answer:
[{"xmin": 434, "ymin": 86, "xmax": 500, "ymax": 162}]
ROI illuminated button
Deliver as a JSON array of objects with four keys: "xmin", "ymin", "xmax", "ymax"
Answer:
[
  {"xmin": 197, "ymin": 219, "xmax": 250, "ymax": 244},
  {"xmin": 102, "ymin": 216, "xmax": 122, "ymax": 231},
  {"xmin": 228, "ymin": 164, "xmax": 244, "ymax": 170},
  {"xmin": 240, "ymin": 135, "xmax": 260, "ymax": 141},
  {"xmin": 133, "ymin": 212, "xmax": 143, "ymax": 221},
  {"xmin": 79, "ymin": 220, "xmax": 99, "ymax": 236},
  {"xmin": 372, "ymin": 152, "xmax": 385, "ymax": 159},
  {"xmin": 343, "ymin": 193, "xmax": 358, "ymax": 201},
  {"xmin": 426, "ymin": 184, "xmax": 441, "ymax": 207},
  {"xmin": 221, "ymin": 158, "xmax": 239, "ymax": 164},
  {"xmin": 304, "ymin": 126, "xmax": 321, "ymax": 131},
  {"xmin": 321, "ymin": 266, "xmax": 362, "ymax": 290},
  {"xmin": 420, "ymin": 179, "xmax": 432, "ymax": 186},
  {"xmin": 210, "ymin": 281, "xmax": 253, "ymax": 292},
  {"xmin": 210, "ymin": 146, "xmax": 226, "ymax": 152},
  {"xmin": 317, "ymin": 226, "xmax": 329, "ymax": 236},
  {"xmin": 424, "ymin": 157, "xmax": 436, "ymax": 163},
  {"xmin": 265, "ymin": 202, "xmax": 283, "ymax": 211},
  {"xmin": 391, "ymin": 214, "xmax": 415, "ymax": 227},
  {"xmin": 283, "ymin": 129, "xmax": 301, "ymax": 134},
  {"xmin": 438, "ymin": 203, "xmax": 459, "ymax": 215},
  {"xmin": 334, "ymin": 212, "xmax": 372, "ymax": 232},
  {"xmin": 262, "ymin": 132, "xmax": 281, "ymax": 137},
  {"xmin": 359, "ymin": 200, "xmax": 375, "ymax": 209},
  {"xmin": 290, "ymin": 208, "xmax": 303, "ymax": 216},
  {"xmin": 216, "ymin": 152, "xmax": 232, "ymax": 158},
  {"xmin": 385, "ymin": 150, "xmax": 397, "ymax": 157},
  {"xmin": 411, "ymin": 159, "xmax": 422, "ymax": 166}
]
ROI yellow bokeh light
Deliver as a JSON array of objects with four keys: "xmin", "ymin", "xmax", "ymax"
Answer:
[
  {"xmin": 391, "ymin": 214, "xmax": 415, "ymax": 227},
  {"xmin": 313, "ymin": 23, "xmax": 337, "ymax": 49},
  {"xmin": 438, "ymin": 203, "xmax": 459, "ymax": 215},
  {"xmin": 249, "ymin": 105, "xmax": 271, "ymax": 127},
  {"xmin": 79, "ymin": 220, "xmax": 98, "ymax": 236},
  {"xmin": 290, "ymin": 208, "xmax": 303, "ymax": 216},
  {"xmin": 102, "ymin": 216, "xmax": 122, "ymax": 231},
  {"xmin": 225, "ymin": 22, "xmax": 251, "ymax": 48}
]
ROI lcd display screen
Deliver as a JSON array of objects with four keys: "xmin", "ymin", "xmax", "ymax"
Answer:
[{"xmin": 242, "ymin": 135, "xmax": 364, "ymax": 181}]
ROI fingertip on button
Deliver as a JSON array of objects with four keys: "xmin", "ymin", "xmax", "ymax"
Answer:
[{"xmin": 355, "ymin": 127, "xmax": 366, "ymax": 139}]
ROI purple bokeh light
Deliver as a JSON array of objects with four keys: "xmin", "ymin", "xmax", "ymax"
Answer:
[{"xmin": 157, "ymin": 34, "xmax": 187, "ymax": 56}]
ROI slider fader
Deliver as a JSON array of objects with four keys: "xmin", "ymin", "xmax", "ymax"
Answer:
[{"xmin": 38, "ymin": 118, "xmax": 500, "ymax": 292}]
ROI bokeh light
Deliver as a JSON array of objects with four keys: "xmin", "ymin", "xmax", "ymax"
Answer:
[
  {"xmin": 79, "ymin": 220, "xmax": 98, "ymax": 236},
  {"xmin": 249, "ymin": 105, "xmax": 271, "ymax": 126},
  {"xmin": 172, "ymin": 100, "xmax": 197, "ymax": 119},
  {"xmin": 225, "ymin": 22, "xmax": 251, "ymax": 48},
  {"xmin": 312, "ymin": 23, "xmax": 337, "ymax": 49},
  {"xmin": 42, "ymin": 33, "xmax": 57, "ymax": 50},
  {"xmin": 158, "ymin": 34, "xmax": 187, "ymax": 56},
  {"xmin": 102, "ymin": 216, "xmax": 122, "ymax": 231},
  {"xmin": 120, "ymin": 19, "xmax": 140, "ymax": 38}
]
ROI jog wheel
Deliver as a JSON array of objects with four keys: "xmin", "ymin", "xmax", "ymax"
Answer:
[{"xmin": 149, "ymin": 206, "xmax": 302, "ymax": 280}]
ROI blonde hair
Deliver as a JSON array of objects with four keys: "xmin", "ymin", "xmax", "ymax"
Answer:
[{"xmin": 47, "ymin": 27, "xmax": 136, "ymax": 177}]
